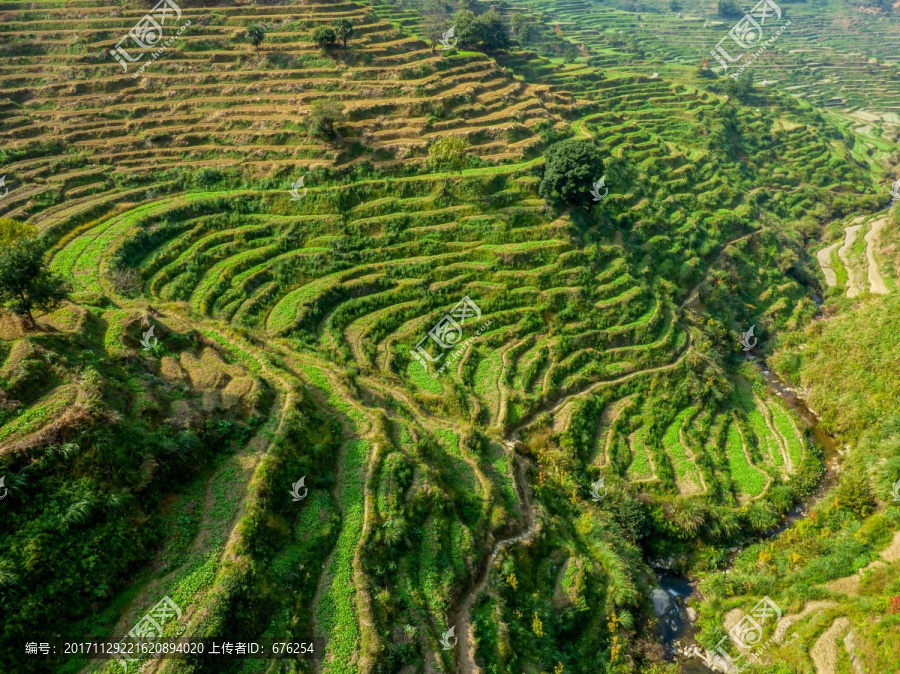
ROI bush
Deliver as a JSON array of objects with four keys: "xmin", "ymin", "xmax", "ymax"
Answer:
[
  {"xmin": 308, "ymin": 99, "xmax": 344, "ymax": 140},
  {"xmin": 835, "ymin": 471, "xmax": 876, "ymax": 518},
  {"xmin": 427, "ymin": 135, "xmax": 470, "ymax": 173},
  {"xmin": 717, "ymin": 0, "xmax": 744, "ymax": 18},
  {"xmin": 0, "ymin": 218, "xmax": 36, "ymax": 247},
  {"xmin": 312, "ymin": 25, "xmax": 337, "ymax": 49}
]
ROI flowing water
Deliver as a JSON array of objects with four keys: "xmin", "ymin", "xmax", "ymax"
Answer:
[{"xmin": 660, "ymin": 359, "xmax": 844, "ymax": 673}]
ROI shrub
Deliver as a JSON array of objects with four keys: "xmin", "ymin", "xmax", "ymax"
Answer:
[
  {"xmin": 308, "ymin": 99, "xmax": 344, "ymax": 141},
  {"xmin": 313, "ymin": 25, "xmax": 337, "ymax": 50},
  {"xmin": 0, "ymin": 218, "xmax": 36, "ymax": 247},
  {"xmin": 835, "ymin": 471, "xmax": 876, "ymax": 518},
  {"xmin": 428, "ymin": 135, "xmax": 470, "ymax": 173},
  {"xmin": 717, "ymin": 0, "xmax": 744, "ymax": 18}
]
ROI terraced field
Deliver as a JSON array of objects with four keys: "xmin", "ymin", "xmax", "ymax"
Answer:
[{"xmin": 1, "ymin": 0, "xmax": 899, "ymax": 672}]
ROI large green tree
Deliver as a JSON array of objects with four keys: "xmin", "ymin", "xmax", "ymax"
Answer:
[
  {"xmin": 0, "ymin": 237, "xmax": 69, "ymax": 329},
  {"xmin": 539, "ymin": 139, "xmax": 606, "ymax": 207},
  {"xmin": 455, "ymin": 9, "xmax": 511, "ymax": 51}
]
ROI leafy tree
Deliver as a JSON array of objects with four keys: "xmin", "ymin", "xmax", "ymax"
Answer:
[
  {"xmin": 0, "ymin": 218, "xmax": 36, "ymax": 248},
  {"xmin": 474, "ymin": 10, "xmax": 511, "ymax": 51},
  {"xmin": 455, "ymin": 9, "xmax": 511, "ymax": 52},
  {"xmin": 717, "ymin": 0, "xmax": 743, "ymax": 18},
  {"xmin": 246, "ymin": 24, "xmax": 265, "ymax": 54},
  {"xmin": 539, "ymin": 139, "xmax": 606, "ymax": 207},
  {"xmin": 0, "ymin": 237, "xmax": 69, "ymax": 329},
  {"xmin": 670, "ymin": 0, "xmax": 682, "ymax": 10},
  {"xmin": 510, "ymin": 11, "xmax": 527, "ymax": 34},
  {"xmin": 308, "ymin": 99, "xmax": 344, "ymax": 140},
  {"xmin": 428, "ymin": 135, "xmax": 469, "ymax": 173},
  {"xmin": 313, "ymin": 25, "xmax": 337, "ymax": 50},
  {"xmin": 518, "ymin": 22, "xmax": 539, "ymax": 44},
  {"xmin": 721, "ymin": 71, "xmax": 753, "ymax": 100},
  {"xmin": 333, "ymin": 18, "xmax": 353, "ymax": 53}
]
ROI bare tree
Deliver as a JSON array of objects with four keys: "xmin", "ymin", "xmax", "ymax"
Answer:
[{"xmin": 421, "ymin": 0, "xmax": 450, "ymax": 53}]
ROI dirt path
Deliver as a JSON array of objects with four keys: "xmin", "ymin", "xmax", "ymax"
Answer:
[
  {"xmin": 594, "ymin": 395, "xmax": 637, "ymax": 466},
  {"xmin": 510, "ymin": 329, "xmax": 692, "ymax": 439},
  {"xmin": 816, "ymin": 240, "xmax": 842, "ymax": 288},
  {"xmin": 681, "ymin": 419, "xmax": 708, "ymax": 495},
  {"xmin": 810, "ymin": 616, "xmax": 850, "ymax": 674},
  {"xmin": 773, "ymin": 601, "xmax": 838, "ymax": 644},
  {"xmin": 679, "ymin": 230, "xmax": 761, "ymax": 311},
  {"xmin": 838, "ymin": 223, "xmax": 864, "ymax": 298},
  {"xmin": 864, "ymin": 216, "xmax": 889, "ymax": 295},
  {"xmin": 453, "ymin": 450, "xmax": 538, "ymax": 674},
  {"xmin": 826, "ymin": 529, "xmax": 900, "ymax": 595}
]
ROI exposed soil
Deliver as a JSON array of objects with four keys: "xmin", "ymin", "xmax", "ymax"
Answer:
[
  {"xmin": 816, "ymin": 240, "xmax": 842, "ymax": 288},
  {"xmin": 864, "ymin": 216, "xmax": 889, "ymax": 295},
  {"xmin": 838, "ymin": 223, "xmax": 864, "ymax": 298},
  {"xmin": 810, "ymin": 616, "xmax": 850, "ymax": 674}
]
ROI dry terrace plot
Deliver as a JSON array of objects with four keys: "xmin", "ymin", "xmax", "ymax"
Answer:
[{"xmin": 0, "ymin": 0, "xmax": 570, "ymax": 219}]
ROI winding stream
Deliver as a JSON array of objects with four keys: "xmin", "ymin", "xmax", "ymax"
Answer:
[{"xmin": 662, "ymin": 360, "xmax": 844, "ymax": 673}]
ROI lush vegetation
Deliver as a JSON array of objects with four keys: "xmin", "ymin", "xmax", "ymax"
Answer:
[{"xmin": 0, "ymin": 0, "xmax": 898, "ymax": 672}]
